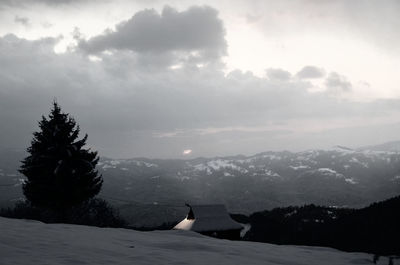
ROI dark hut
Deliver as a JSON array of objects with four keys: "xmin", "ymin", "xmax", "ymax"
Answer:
[{"xmin": 173, "ymin": 204, "xmax": 243, "ymax": 240}]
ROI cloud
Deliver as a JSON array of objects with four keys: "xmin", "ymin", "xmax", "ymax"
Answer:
[
  {"xmin": 266, "ymin": 68, "xmax": 291, "ymax": 81},
  {"xmin": 37, "ymin": 0, "xmax": 88, "ymax": 4},
  {"xmin": 78, "ymin": 5, "xmax": 227, "ymax": 64},
  {"xmin": 1, "ymin": 0, "xmax": 93, "ymax": 7},
  {"xmin": 0, "ymin": 34, "xmax": 399, "ymax": 158},
  {"xmin": 14, "ymin": 15, "xmax": 30, "ymax": 26},
  {"xmin": 296, "ymin": 66, "xmax": 325, "ymax": 79},
  {"xmin": 249, "ymin": 0, "xmax": 400, "ymax": 54},
  {"xmin": 325, "ymin": 72, "xmax": 352, "ymax": 95}
]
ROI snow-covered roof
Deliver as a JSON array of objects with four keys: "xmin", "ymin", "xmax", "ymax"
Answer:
[{"xmin": 173, "ymin": 204, "xmax": 243, "ymax": 232}]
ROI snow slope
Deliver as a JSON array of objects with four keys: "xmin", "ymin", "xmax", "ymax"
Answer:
[{"xmin": 0, "ymin": 217, "xmax": 376, "ymax": 265}]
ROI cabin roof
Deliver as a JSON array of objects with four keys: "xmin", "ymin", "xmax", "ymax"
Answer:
[{"xmin": 173, "ymin": 204, "xmax": 243, "ymax": 232}]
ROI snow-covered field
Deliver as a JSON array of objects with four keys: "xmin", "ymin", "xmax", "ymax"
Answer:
[{"xmin": 0, "ymin": 217, "xmax": 381, "ymax": 265}]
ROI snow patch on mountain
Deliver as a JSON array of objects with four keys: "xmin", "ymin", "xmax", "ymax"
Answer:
[
  {"xmin": 344, "ymin": 178, "xmax": 357, "ymax": 184},
  {"xmin": 193, "ymin": 159, "xmax": 248, "ymax": 174},
  {"xmin": 193, "ymin": 164, "xmax": 212, "ymax": 175},
  {"xmin": 99, "ymin": 159, "xmax": 158, "ymax": 170},
  {"xmin": 101, "ymin": 164, "xmax": 115, "ymax": 170},
  {"xmin": 224, "ymin": 172, "xmax": 233, "ymax": 177},
  {"xmin": 316, "ymin": 168, "xmax": 357, "ymax": 184},
  {"xmin": 392, "ymin": 175, "xmax": 400, "ymax": 181},
  {"xmin": 13, "ymin": 178, "xmax": 25, "ymax": 187},
  {"xmin": 128, "ymin": 160, "xmax": 158, "ymax": 168},
  {"xmin": 260, "ymin": 154, "xmax": 282, "ymax": 160},
  {"xmin": 349, "ymin": 157, "xmax": 369, "ymax": 168},
  {"xmin": 264, "ymin": 169, "xmax": 280, "ymax": 178},
  {"xmin": 110, "ymin": 160, "xmax": 120, "ymax": 166},
  {"xmin": 318, "ymin": 168, "xmax": 340, "ymax": 175},
  {"xmin": 296, "ymin": 151, "xmax": 319, "ymax": 164},
  {"xmin": 290, "ymin": 165, "xmax": 310, "ymax": 170}
]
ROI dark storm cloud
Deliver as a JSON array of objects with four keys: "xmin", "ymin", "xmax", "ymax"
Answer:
[
  {"xmin": 296, "ymin": 66, "xmax": 325, "ymax": 79},
  {"xmin": 266, "ymin": 68, "xmax": 291, "ymax": 81},
  {"xmin": 79, "ymin": 5, "xmax": 227, "ymax": 62}
]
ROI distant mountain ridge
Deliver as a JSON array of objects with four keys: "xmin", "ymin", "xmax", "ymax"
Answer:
[
  {"xmin": 98, "ymin": 148, "xmax": 400, "ymax": 212},
  {"xmin": 1, "ymin": 142, "xmax": 400, "ymax": 225},
  {"xmin": 358, "ymin": 140, "xmax": 400, "ymax": 152}
]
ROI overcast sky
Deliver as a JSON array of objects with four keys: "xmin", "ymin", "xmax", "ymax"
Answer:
[{"xmin": 0, "ymin": 0, "xmax": 400, "ymax": 158}]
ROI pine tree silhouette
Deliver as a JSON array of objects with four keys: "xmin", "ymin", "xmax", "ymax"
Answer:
[{"xmin": 20, "ymin": 102, "xmax": 102, "ymax": 211}]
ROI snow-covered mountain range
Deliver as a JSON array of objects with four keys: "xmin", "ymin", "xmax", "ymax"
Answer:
[
  {"xmin": 1, "ymin": 143, "xmax": 400, "ymax": 222},
  {"xmin": 98, "ymin": 146, "xmax": 400, "ymax": 216}
]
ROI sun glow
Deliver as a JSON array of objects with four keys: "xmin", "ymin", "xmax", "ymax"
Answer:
[{"xmin": 183, "ymin": 149, "xmax": 192, "ymax": 155}]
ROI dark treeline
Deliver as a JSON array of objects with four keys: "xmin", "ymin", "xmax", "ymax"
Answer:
[
  {"xmin": 0, "ymin": 198, "xmax": 125, "ymax": 228},
  {"xmin": 232, "ymin": 195, "xmax": 400, "ymax": 255}
]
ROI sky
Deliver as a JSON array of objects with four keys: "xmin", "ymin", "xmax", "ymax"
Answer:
[{"xmin": 0, "ymin": 0, "xmax": 400, "ymax": 158}]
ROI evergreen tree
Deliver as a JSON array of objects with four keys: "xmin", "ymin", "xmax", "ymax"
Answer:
[{"xmin": 20, "ymin": 102, "xmax": 102, "ymax": 211}]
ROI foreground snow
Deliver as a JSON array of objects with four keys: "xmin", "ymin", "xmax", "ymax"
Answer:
[{"xmin": 0, "ymin": 217, "xmax": 375, "ymax": 265}]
